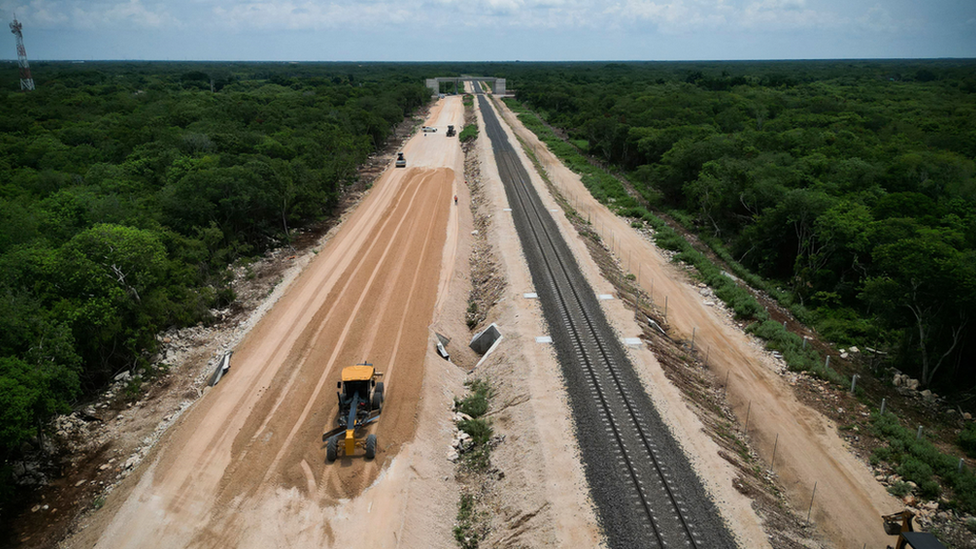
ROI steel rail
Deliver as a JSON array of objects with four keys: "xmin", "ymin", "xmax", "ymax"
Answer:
[{"xmin": 477, "ymin": 92, "xmax": 702, "ymax": 548}]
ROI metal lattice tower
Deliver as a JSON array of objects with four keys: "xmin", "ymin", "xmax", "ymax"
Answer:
[{"xmin": 9, "ymin": 16, "xmax": 35, "ymax": 91}]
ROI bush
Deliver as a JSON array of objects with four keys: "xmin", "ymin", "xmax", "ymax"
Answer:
[
  {"xmin": 458, "ymin": 418, "xmax": 493, "ymax": 445},
  {"xmin": 897, "ymin": 457, "xmax": 934, "ymax": 484},
  {"xmin": 960, "ymin": 422, "xmax": 976, "ymax": 458},
  {"xmin": 871, "ymin": 411, "xmax": 976, "ymax": 513},
  {"xmin": 888, "ymin": 481, "xmax": 912, "ymax": 497},
  {"xmin": 459, "ymin": 392, "xmax": 488, "ymax": 418},
  {"xmin": 459, "ymin": 124, "xmax": 478, "ymax": 142},
  {"xmin": 919, "ymin": 479, "xmax": 942, "ymax": 499},
  {"xmin": 457, "ymin": 379, "xmax": 492, "ymax": 417},
  {"xmin": 454, "ymin": 492, "xmax": 479, "ymax": 549},
  {"xmin": 745, "ymin": 320, "xmax": 842, "ymax": 383}
]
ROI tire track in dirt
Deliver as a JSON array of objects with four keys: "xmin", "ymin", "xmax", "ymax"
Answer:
[
  {"xmin": 252, "ymin": 169, "xmax": 439, "ymax": 488},
  {"xmin": 195, "ymin": 168, "xmax": 452, "ymax": 530},
  {"xmin": 86, "ymin": 143, "xmax": 456, "ymax": 549}
]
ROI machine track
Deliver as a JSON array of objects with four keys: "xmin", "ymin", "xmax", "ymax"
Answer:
[{"xmin": 477, "ymin": 90, "xmax": 733, "ymax": 548}]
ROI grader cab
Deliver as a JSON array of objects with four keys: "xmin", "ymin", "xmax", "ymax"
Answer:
[
  {"xmin": 323, "ymin": 363, "xmax": 384, "ymax": 462},
  {"xmin": 883, "ymin": 510, "xmax": 946, "ymax": 549}
]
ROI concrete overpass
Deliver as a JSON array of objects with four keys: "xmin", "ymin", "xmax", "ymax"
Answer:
[{"xmin": 426, "ymin": 76, "xmax": 506, "ymax": 95}]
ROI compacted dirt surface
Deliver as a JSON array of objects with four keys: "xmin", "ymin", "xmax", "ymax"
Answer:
[{"xmin": 66, "ymin": 98, "xmax": 467, "ymax": 549}]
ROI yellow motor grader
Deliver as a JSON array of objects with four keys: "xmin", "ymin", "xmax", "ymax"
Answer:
[
  {"xmin": 882, "ymin": 510, "xmax": 946, "ymax": 549},
  {"xmin": 323, "ymin": 363, "xmax": 384, "ymax": 462}
]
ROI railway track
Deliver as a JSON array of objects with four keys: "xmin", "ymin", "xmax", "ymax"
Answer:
[{"xmin": 476, "ymin": 90, "xmax": 733, "ymax": 548}]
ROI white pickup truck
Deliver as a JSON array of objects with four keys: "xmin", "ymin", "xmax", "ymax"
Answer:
[{"xmin": 422, "ymin": 126, "xmax": 437, "ymax": 133}]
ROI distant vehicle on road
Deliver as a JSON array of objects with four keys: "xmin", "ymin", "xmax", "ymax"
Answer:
[
  {"xmin": 395, "ymin": 152, "xmax": 406, "ymax": 168},
  {"xmin": 446, "ymin": 125, "xmax": 456, "ymax": 137},
  {"xmin": 422, "ymin": 126, "xmax": 437, "ymax": 133}
]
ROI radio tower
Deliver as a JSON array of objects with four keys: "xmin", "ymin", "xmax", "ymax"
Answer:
[{"xmin": 9, "ymin": 15, "xmax": 35, "ymax": 91}]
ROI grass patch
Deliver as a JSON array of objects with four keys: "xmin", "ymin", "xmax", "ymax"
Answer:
[
  {"xmin": 453, "ymin": 379, "xmax": 496, "ymax": 549},
  {"xmin": 455, "ymin": 379, "xmax": 495, "ymax": 472},
  {"xmin": 458, "ymin": 418, "xmax": 493, "ymax": 445},
  {"xmin": 457, "ymin": 379, "xmax": 494, "ymax": 447},
  {"xmin": 871, "ymin": 411, "xmax": 976, "ymax": 514},
  {"xmin": 465, "ymin": 301, "xmax": 479, "ymax": 329},
  {"xmin": 454, "ymin": 492, "xmax": 482, "ymax": 549},
  {"xmin": 459, "ymin": 124, "xmax": 478, "ymax": 142},
  {"xmin": 122, "ymin": 375, "xmax": 144, "ymax": 401},
  {"xmin": 960, "ymin": 422, "xmax": 976, "ymax": 458},
  {"xmin": 888, "ymin": 480, "xmax": 912, "ymax": 498},
  {"xmin": 458, "ymin": 379, "xmax": 493, "ymax": 417}
]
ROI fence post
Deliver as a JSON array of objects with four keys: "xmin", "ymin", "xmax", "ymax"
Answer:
[
  {"xmin": 825, "ymin": 355, "xmax": 830, "ymax": 370},
  {"xmin": 724, "ymin": 370, "xmax": 730, "ymax": 396},
  {"xmin": 880, "ymin": 398, "xmax": 886, "ymax": 416},
  {"xmin": 850, "ymin": 374, "xmax": 858, "ymax": 393},
  {"xmin": 960, "ymin": 458, "xmax": 966, "ymax": 474},
  {"xmin": 770, "ymin": 433, "xmax": 779, "ymax": 472},
  {"xmin": 745, "ymin": 401, "xmax": 752, "ymax": 433},
  {"xmin": 691, "ymin": 327, "xmax": 696, "ymax": 352},
  {"xmin": 664, "ymin": 296, "xmax": 668, "ymax": 322},
  {"xmin": 806, "ymin": 481, "xmax": 818, "ymax": 523},
  {"xmin": 917, "ymin": 425, "xmax": 923, "ymax": 440}
]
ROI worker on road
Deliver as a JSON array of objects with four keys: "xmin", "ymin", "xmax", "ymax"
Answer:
[{"xmin": 454, "ymin": 195, "xmax": 458, "ymax": 205}]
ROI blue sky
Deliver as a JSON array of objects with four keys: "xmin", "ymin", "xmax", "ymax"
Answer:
[{"xmin": 2, "ymin": 0, "xmax": 974, "ymax": 61}]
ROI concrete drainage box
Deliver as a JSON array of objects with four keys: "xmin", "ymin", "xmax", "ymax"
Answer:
[{"xmin": 469, "ymin": 323, "xmax": 501, "ymax": 355}]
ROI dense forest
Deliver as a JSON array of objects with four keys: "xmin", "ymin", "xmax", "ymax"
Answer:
[
  {"xmin": 0, "ymin": 62, "xmax": 431, "ymax": 500},
  {"xmin": 504, "ymin": 60, "xmax": 976, "ymax": 395}
]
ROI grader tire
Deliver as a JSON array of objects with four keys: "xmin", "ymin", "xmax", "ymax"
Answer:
[
  {"xmin": 371, "ymin": 391, "xmax": 382, "ymax": 412},
  {"xmin": 375, "ymin": 382, "xmax": 384, "ymax": 400},
  {"xmin": 365, "ymin": 434, "xmax": 377, "ymax": 459},
  {"xmin": 326, "ymin": 437, "xmax": 338, "ymax": 463}
]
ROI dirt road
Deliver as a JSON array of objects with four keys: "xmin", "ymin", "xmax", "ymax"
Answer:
[
  {"xmin": 74, "ymin": 99, "xmax": 466, "ymax": 549},
  {"xmin": 493, "ymin": 97, "xmax": 900, "ymax": 549}
]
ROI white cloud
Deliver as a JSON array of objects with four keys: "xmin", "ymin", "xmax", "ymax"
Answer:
[
  {"xmin": 607, "ymin": 0, "xmax": 843, "ymax": 32},
  {"xmin": 209, "ymin": 1, "xmax": 418, "ymax": 30},
  {"xmin": 11, "ymin": 0, "xmax": 177, "ymax": 29},
  {"xmin": 856, "ymin": 3, "xmax": 898, "ymax": 33},
  {"xmin": 0, "ymin": 0, "xmax": 954, "ymax": 39}
]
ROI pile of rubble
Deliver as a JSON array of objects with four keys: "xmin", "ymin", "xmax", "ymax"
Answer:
[{"xmin": 447, "ymin": 410, "xmax": 475, "ymax": 463}]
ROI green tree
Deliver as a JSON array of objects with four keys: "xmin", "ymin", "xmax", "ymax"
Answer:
[{"xmin": 862, "ymin": 229, "xmax": 975, "ymax": 387}]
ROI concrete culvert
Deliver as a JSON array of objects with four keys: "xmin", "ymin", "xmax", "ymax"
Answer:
[
  {"xmin": 435, "ymin": 333, "xmax": 451, "ymax": 360},
  {"xmin": 469, "ymin": 323, "xmax": 501, "ymax": 354}
]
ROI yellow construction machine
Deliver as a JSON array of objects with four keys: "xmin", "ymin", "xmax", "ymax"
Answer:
[
  {"xmin": 882, "ymin": 510, "xmax": 946, "ymax": 549},
  {"xmin": 323, "ymin": 363, "xmax": 384, "ymax": 462}
]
